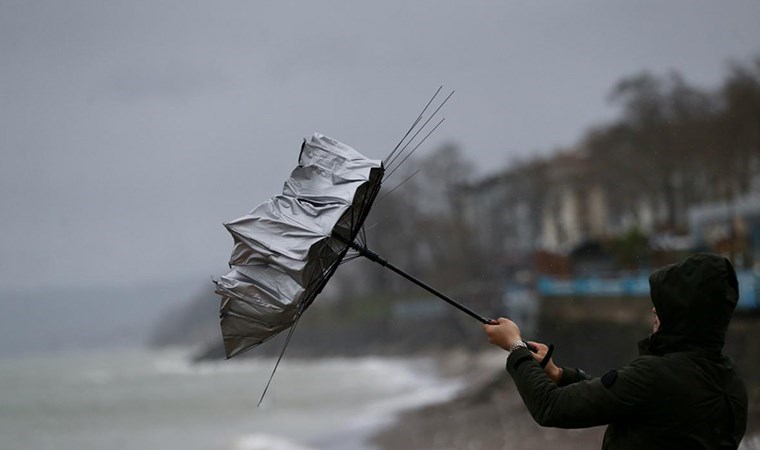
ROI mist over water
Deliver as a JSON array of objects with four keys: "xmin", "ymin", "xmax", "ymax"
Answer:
[{"xmin": 0, "ymin": 281, "xmax": 203, "ymax": 357}]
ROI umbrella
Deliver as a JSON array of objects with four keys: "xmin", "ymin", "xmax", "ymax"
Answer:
[
  {"xmin": 215, "ymin": 89, "xmax": 521, "ymax": 401},
  {"xmin": 215, "ymin": 132, "xmax": 492, "ymax": 357}
]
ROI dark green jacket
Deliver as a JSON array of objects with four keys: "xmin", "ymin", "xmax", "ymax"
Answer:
[{"xmin": 507, "ymin": 254, "xmax": 748, "ymax": 449}]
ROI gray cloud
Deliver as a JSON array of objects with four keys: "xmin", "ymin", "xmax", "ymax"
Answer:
[
  {"xmin": 1, "ymin": 0, "xmax": 759, "ymax": 290},
  {"xmin": 97, "ymin": 60, "xmax": 227, "ymax": 101}
]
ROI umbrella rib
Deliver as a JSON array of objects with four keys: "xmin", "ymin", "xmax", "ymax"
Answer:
[
  {"xmin": 384, "ymin": 117, "xmax": 445, "ymax": 182},
  {"xmin": 377, "ymin": 169, "xmax": 421, "ymax": 204},
  {"xmin": 257, "ymin": 307, "xmax": 305, "ymax": 407},
  {"xmin": 385, "ymin": 90, "xmax": 454, "ymax": 174},
  {"xmin": 362, "ymin": 222, "xmax": 379, "ymax": 234},
  {"xmin": 340, "ymin": 254, "xmax": 362, "ymax": 265},
  {"xmin": 351, "ymin": 172, "xmax": 384, "ymax": 249},
  {"xmin": 304, "ymin": 237, "xmax": 347, "ymax": 305},
  {"xmin": 384, "ymin": 87, "xmax": 444, "ymax": 168},
  {"xmin": 384, "ymin": 85, "xmax": 443, "ymax": 165},
  {"xmin": 255, "ymin": 258, "xmax": 338, "ymax": 406},
  {"xmin": 357, "ymin": 202, "xmax": 369, "ymax": 247},
  {"xmin": 360, "ymin": 224, "xmax": 367, "ymax": 247}
]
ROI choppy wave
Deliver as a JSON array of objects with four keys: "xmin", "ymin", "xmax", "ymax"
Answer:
[{"xmin": 1, "ymin": 348, "xmax": 467, "ymax": 450}]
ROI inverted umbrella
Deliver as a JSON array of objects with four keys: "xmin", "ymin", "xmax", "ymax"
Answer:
[
  {"xmin": 215, "ymin": 133, "xmax": 385, "ymax": 358},
  {"xmin": 215, "ymin": 133, "xmax": 490, "ymax": 360},
  {"xmin": 215, "ymin": 90, "xmax": 526, "ymax": 402}
]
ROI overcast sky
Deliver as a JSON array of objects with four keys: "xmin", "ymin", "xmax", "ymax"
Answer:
[{"xmin": 2, "ymin": 0, "xmax": 760, "ymax": 290}]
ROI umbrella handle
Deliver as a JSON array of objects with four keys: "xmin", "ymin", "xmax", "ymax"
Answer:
[{"xmin": 339, "ymin": 237, "xmax": 541, "ymax": 354}]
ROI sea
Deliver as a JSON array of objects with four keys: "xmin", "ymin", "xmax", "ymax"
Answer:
[{"xmin": 0, "ymin": 348, "xmax": 463, "ymax": 450}]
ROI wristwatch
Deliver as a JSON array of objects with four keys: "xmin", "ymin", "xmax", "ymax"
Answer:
[{"xmin": 507, "ymin": 339, "xmax": 528, "ymax": 356}]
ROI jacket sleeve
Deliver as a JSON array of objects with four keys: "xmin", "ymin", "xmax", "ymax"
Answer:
[
  {"xmin": 506, "ymin": 347, "xmax": 658, "ymax": 429},
  {"xmin": 557, "ymin": 366, "xmax": 590, "ymax": 386}
]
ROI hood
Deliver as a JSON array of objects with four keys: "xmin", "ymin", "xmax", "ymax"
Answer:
[{"xmin": 641, "ymin": 253, "xmax": 739, "ymax": 355}]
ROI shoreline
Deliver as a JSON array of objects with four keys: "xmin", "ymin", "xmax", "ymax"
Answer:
[{"xmin": 309, "ymin": 350, "xmax": 486, "ymax": 450}]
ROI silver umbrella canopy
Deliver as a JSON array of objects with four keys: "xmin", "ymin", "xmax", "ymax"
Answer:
[{"xmin": 215, "ymin": 133, "xmax": 384, "ymax": 359}]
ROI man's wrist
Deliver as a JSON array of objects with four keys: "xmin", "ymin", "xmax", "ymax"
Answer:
[
  {"xmin": 507, "ymin": 339, "xmax": 527, "ymax": 353},
  {"xmin": 548, "ymin": 365, "xmax": 564, "ymax": 384}
]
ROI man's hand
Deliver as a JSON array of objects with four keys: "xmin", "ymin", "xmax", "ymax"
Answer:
[
  {"xmin": 527, "ymin": 341, "xmax": 563, "ymax": 384},
  {"xmin": 483, "ymin": 317, "xmax": 522, "ymax": 351}
]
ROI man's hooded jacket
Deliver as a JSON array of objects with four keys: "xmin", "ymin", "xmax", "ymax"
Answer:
[{"xmin": 506, "ymin": 253, "xmax": 748, "ymax": 449}]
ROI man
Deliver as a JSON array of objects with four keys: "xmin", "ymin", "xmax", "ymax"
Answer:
[{"xmin": 484, "ymin": 253, "xmax": 748, "ymax": 449}]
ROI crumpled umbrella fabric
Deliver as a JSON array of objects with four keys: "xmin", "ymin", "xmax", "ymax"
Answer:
[{"xmin": 215, "ymin": 133, "xmax": 384, "ymax": 358}]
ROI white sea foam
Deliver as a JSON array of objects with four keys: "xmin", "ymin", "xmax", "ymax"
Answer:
[
  {"xmin": 307, "ymin": 357, "xmax": 466, "ymax": 449},
  {"xmin": 352, "ymin": 375, "xmax": 463, "ymax": 428},
  {"xmin": 232, "ymin": 433, "xmax": 315, "ymax": 450}
]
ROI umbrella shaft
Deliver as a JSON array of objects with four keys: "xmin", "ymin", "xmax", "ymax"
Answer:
[{"xmin": 345, "ymin": 240, "xmax": 492, "ymax": 324}]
